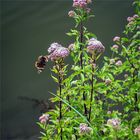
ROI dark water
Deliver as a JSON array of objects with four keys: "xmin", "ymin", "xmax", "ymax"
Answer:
[{"xmin": 1, "ymin": 0, "xmax": 134, "ymax": 139}]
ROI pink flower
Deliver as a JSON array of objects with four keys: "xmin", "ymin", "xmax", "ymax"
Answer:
[
  {"xmin": 73, "ymin": 0, "xmax": 88, "ymax": 8},
  {"xmin": 48, "ymin": 42, "xmax": 62, "ymax": 54},
  {"xmin": 79, "ymin": 123, "xmax": 92, "ymax": 134},
  {"xmin": 87, "ymin": 38, "xmax": 105, "ymax": 54},
  {"xmin": 133, "ymin": 14, "xmax": 139, "ymax": 19},
  {"xmin": 68, "ymin": 10, "xmax": 75, "ymax": 17},
  {"xmin": 127, "ymin": 16, "xmax": 134, "ymax": 22},
  {"xmin": 112, "ymin": 44, "xmax": 119, "ymax": 50},
  {"xmin": 49, "ymin": 46, "xmax": 69, "ymax": 61},
  {"xmin": 39, "ymin": 114, "xmax": 49, "ymax": 124},
  {"xmin": 134, "ymin": 126, "xmax": 140, "ymax": 135},
  {"xmin": 115, "ymin": 60, "xmax": 122, "ymax": 66},
  {"xmin": 113, "ymin": 36, "xmax": 120, "ymax": 42},
  {"xmin": 107, "ymin": 118, "xmax": 121, "ymax": 129}
]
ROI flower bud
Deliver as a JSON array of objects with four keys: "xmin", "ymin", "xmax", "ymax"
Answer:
[
  {"xmin": 68, "ymin": 10, "xmax": 75, "ymax": 17},
  {"xmin": 112, "ymin": 45, "xmax": 119, "ymax": 50},
  {"xmin": 39, "ymin": 114, "xmax": 49, "ymax": 124},
  {"xmin": 113, "ymin": 36, "xmax": 120, "ymax": 42},
  {"xmin": 115, "ymin": 60, "xmax": 122, "ymax": 66},
  {"xmin": 133, "ymin": 14, "xmax": 139, "ymax": 19},
  {"xmin": 127, "ymin": 16, "xmax": 134, "ymax": 22}
]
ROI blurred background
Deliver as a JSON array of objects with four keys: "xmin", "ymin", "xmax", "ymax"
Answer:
[{"xmin": 1, "ymin": 0, "xmax": 134, "ymax": 139}]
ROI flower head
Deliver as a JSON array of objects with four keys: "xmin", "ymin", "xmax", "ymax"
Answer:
[
  {"xmin": 115, "ymin": 60, "xmax": 122, "ymax": 66},
  {"xmin": 73, "ymin": 0, "xmax": 91, "ymax": 8},
  {"xmin": 48, "ymin": 42, "xmax": 62, "ymax": 54},
  {"xmin": 113, "ymin": 36, "xmax": 120, "ymax": 42},
  {"xmin": 79, "ymin": 123, "xmax": 92, "ymax": 135},
  {"xmin": 112, "ymin": 44, "xmax": 119, "ymax": 50},
  {"xmin": 107, "ymin": 118, "xmax": 121, "ymax": 129},
  {"xmin": 87, "ymin": 38, "xmax": 105, "ymax": 54},
  {"xmin": 127, "ymin": 16, "xmax": 134, "ymax": 22},
  {"xmin": 134, "ymin": 126, "xmax": 140, "ymax": 135},
  {"xmin": 35, "ymin": 56, "xmax": 48, "ymax": 73},
  {"xmin": 39, "ymin": 114, "xmax": 49, "ymax": 124},
  {"xmin": 133, "ymin": 14, "xmax": 139, "ymax": 19},
  {"xmin": 68, "ymin": 10, "xmax": 75, "ymax": 17},
  {"xmin": 49, "ymin": 47, "xmax": 69, "ymax": 61}
]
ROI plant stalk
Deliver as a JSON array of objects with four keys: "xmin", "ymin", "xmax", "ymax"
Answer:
[
  {"xmin": 58, "ymin": 62, "xmax": 63, "ymax": 140},
  {"xmin": 79, "ymin": 21, "xmax": 88, "ymax": 116},
  {"xmin": 88, "ymin": 62, "xmax": 94, "ymax": 122}
]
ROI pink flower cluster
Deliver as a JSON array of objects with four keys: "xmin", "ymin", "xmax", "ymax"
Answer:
[
  {"xmin": 35, "ymin": 43, "xmax": 69, "ymax": 72},
  {"xmin": 48, "ymin": 43, "xmax": 62, "ymax": 54},
  {"xmin": 107, "ymin": 118, "xmax": 121, "ymax": 129},
  {"xmin": 127, "ymin": 14, "xmax": 139, "ymax": 22},
  {"xmin": 48, "ymin": 43, "xmax": 69, "ymax": 61},
  {"xmin": 79, "ymin": 123, "xmax": 92, "ymax": 134},
  {"xmin": 127, "ymin": 14, "xmax": 139, "ymax": 27},
  {"xmin": 73, "ymin": 0, "xmax": 92, "ymax": 8},
  {"xmin": 39, "ymin": 114, "xmax": 49, "ymax": 124},
  {"xmin": 87, "ymin": 38, "xmax": 105, "ymax": 54}
]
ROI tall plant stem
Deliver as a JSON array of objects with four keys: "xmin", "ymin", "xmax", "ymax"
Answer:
[
  {"xmin": 88, "ymin": 63, "xmax": 94, "ymax": 122},
  {"xmin": 58, "ymin": 62, "xmax": 63, "ymax": 140},
  {"xmin": 79, "ymin": 21, "xmax": 88, "ymax": 116}
]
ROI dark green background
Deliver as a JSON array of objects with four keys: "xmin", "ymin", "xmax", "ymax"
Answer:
[{"xmin": 1, "ymin": 0, "xmax": 134, "ymax": 139}]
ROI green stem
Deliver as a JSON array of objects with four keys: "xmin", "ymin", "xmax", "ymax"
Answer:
[
  {"xmin": 79, "ymin": 21, "xmax": 88, "ymax": 117},
  {"xmin": 58, "ymin": 61, "xmax": 63, "ymax": 140},
  {"xmin": 88, "ymin": 58, "xmax": 95, "ymax": 122}
]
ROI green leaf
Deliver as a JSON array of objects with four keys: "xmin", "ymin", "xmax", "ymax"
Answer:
[{"xmin": 51, "ymin": 74, "xmax": 58, "ymax": 83}]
